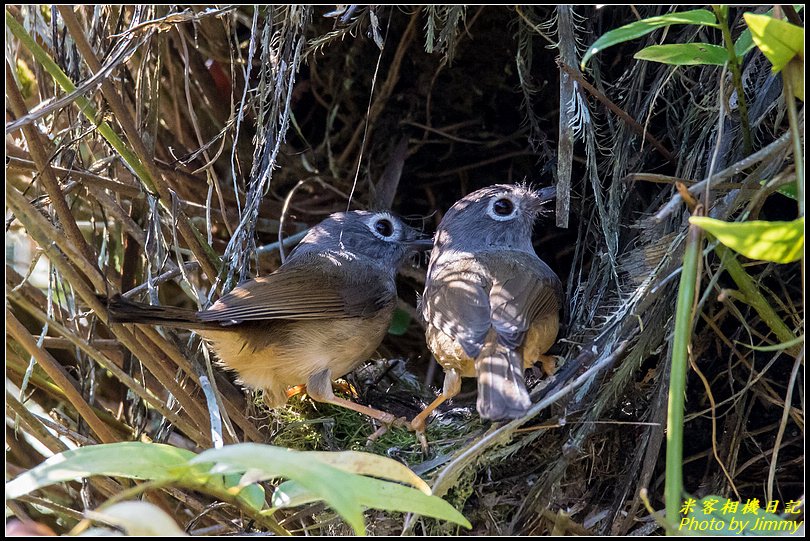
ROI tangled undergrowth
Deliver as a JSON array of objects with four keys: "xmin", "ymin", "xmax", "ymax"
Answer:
[{"xmin": 6, "ymin": 5, "xmax": 803, "ymax": 535}]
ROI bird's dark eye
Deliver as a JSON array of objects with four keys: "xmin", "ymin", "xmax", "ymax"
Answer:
[
  {"xmin": 375, "ymin": 218, "xmax": 394, "ymax": 237},
  {"xmin": 493, "ymin": 198, "xmax": 514, "ymax": 216}
]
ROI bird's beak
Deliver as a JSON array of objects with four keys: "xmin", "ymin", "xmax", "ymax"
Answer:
[
  {"xmin": 529, "ymin": 186, "xmax": 556, "ymax": 212},
  {"xmin": 404, "ymin": 237, "xmax": 434, "ymax": 250}
]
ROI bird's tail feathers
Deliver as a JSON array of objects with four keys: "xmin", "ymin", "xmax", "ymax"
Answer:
[
  {"xmin": 475, "ymin": 340, "xmax": 531, "ymax": 421},
  {"xmin": 102, "ymin": 294, "xmax": 209, "ymax": 328}
]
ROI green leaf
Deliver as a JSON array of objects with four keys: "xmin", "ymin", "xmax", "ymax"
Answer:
[
  {"xmin": 7, "ymin": 442, "xmax": 471, "ymax": 536},
  {"xmin": 194, "ymin": 445, "xmax": 366, "ymax": 534},
  {"xmin": 271, "ymin": 478, "xmax": 472, "ymax": 530},
  {"xmin": 272, "ymin": 480, "xmax": 323, "ymax": 508},
  {"xmin": 743, "ymin": 13, "xmax": 804, "ymax": 73},
  {"xmin": 387, "ymin": 307, "xmax": 411, "ymax": 336},
  {"xmin": 192, "ymin": 444, "xmax": 471, "ymax": 534},
  {"xmin": 581, "ymin": 9, "xmax": 718, "ymax": 69},
  {"xmin": 223, "ymin": 473, "xmax": 266, "ymax": 511},
  {"xmin": 677, "ymin": 495, "xmax": 800, "ymax": 535},
  {"xmin": 689, "ymin": 217, "xmax": 804, "ymax": 263},
  {"xmin": 5, "ymin": 442, "xmax": 201, "ymax": 500},
  {"xmin": 5, "ymin": 442, "xmax": 264, "ymax": 512},
  {"xmin": 634, "ymin": 43, "xmax": 728, "ymax": 65},
  {"xmin": 760, "ymin": 178, "xmax": 798, "ymax": 200},
  {"xmin": 734, "ymin": 28, "xmax": 756, "ymax": 58}
]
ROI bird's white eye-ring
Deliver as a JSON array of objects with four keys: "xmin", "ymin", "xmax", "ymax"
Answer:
[
  {"xmin": 368, "ymin": 212, "xmax": 401, "ymax": 241},
  {"xmin": 487, "ymin": 195, "xmax": 518, "ymax": 221}
]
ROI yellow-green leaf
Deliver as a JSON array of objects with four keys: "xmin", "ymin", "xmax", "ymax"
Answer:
[
  {"xmin": 307, "ymin": 450, "xmax": 431, "ymax": 494},
  {"xmin": 743, "ymin": 13, "xmax": 804, "ymax": 73},
  {"xmin": 634, "ymin": 43, "xmax": 728, "ymax": 66},
  {"xmin": 689, "ymin": 217, "xmax": 804, "ymax": 263},
  {"xmin": 735, "ymin": 6, "xmax": 804, "ymax": 58}
]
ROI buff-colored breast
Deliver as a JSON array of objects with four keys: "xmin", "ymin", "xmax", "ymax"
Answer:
[{"xmin": 198, "ymin": 310, "xmax": 392, "ymax": 406}]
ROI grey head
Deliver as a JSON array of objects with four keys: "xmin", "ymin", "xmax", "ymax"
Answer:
[
  {"xmin": 432, "ymin": 184, "xmax": 554, "ymax": 256},
  {"xmin": 287, "ymin": 210, "xmax": 428, "ymax": 271}
]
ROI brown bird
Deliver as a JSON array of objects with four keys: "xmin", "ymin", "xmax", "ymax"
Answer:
[
  {"xmin": 412, "ymin": 184, "xmax": 562, "ymax": 433},
  {"xmin": 106, "ymin": 210, "xmax": 429, "ymax": 424}
]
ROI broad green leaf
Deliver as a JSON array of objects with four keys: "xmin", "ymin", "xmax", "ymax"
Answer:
[
  {"xmin": 5, "ymin": 442, "xmax": 201, "ymax": 500},
  {"xmin": 690, "ymin": 217, "xmax": 804, "ymax": 263},
  {"xmin": 272, "ymin": 480, "xmax": 323, "ymax": 508},
  {"xmin": 5, "ymin": 442, "xmax": 263, "ymax": 512},
  {"xmin": 743, "ymin": 13, "xmax": 804, "ymax": 73},
  {"xmin": 85, "ymin": 502, "xmax": 187, "ymax": 536},
  {"xmin": 734, "ymin": 28, "xmax": 756, "ymax": 58},
  {"xmin": 634, "ymin": 43, "xmax": 728, "ymax": 66},
  {"xmin": 581, "ymin": 9, "xmax": 718, "ymax": 68},
  {"xmin": 387, "ymin": 307, "xmax": 412, "ymax": 336},
  {"xmin": 271, "ymin": 477, "xmax": 472, "ymax": 530},
  {"xmin": 677, "ymin": 495, "xmax": 798, "ymax": 535},
  {"xmin": 224, "ymin": 472, "xmax": 266, "ymax": 511},
  {"xmin": 192, "ymin": 444, "xmax": 471, "ymax": 534}
]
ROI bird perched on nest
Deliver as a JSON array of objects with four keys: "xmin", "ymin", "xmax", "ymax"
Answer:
[
  {"xmin": 412, "ymin": 184, "xmax": 563, "ymax": 433},
  {"xmin": 105, "ymin": 210, "xmax": 430, "ymax": 425}
]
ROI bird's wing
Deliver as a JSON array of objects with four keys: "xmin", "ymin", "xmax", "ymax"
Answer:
[
  {"xmin": 198, "ymin": 261, "xmax": 393, "ymax": 324},
  {"xmin": 485, "ymin": 251, "xmax": 563, "ymax": 349},
  {"xmin": 423, "ymin": 258, "xmax": 493, "ymax": 358}
]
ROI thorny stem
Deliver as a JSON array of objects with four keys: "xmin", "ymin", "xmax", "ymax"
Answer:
[{"xmin": 713, "ymin": 6, "xmax": 753, "ymax": 155}]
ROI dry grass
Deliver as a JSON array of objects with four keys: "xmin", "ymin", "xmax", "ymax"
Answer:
[{"xmin": 6, "ymin": 5, "xmax": 803, "ymax": 535}]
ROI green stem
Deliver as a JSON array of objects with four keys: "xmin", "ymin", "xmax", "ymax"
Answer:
[
  {"xmin": 717, "ymin": 244, "xmax": 800, "ymax": 353},
  {"xmin": 713, "ymin": 5, "xmax": 753, "ymax": 155},
  {"xmin": 666, "ymin": 220, "xmax": 703, "ymax": 533}
]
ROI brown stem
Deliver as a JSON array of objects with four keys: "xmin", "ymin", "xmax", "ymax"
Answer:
[
  {"xmin": 7, "ymin": 184, "xmax": 212, "ymax": 446},
  {"xmin": 5, "ymin": 62, "xmax": 103, "ymax": 284},
  {"xmin": 6, "ymin": 311, "xmax": 119, "ymax": 444}
]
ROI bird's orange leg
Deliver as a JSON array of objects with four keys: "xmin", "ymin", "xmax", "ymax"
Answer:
[
  {"xmin": 306, "ymin": 368, "xmax": 406, "ymax": 428},
  {"xmin": 285, "ymin": 384, "xmax": 307, "ymax": 399},
  {"xmin": 410, "ymin": 369, "xmax": 461, "ymax": 451},
  {"xmin": 538, "ymin": 354, "xmax": 559, "ymax": 377}
]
